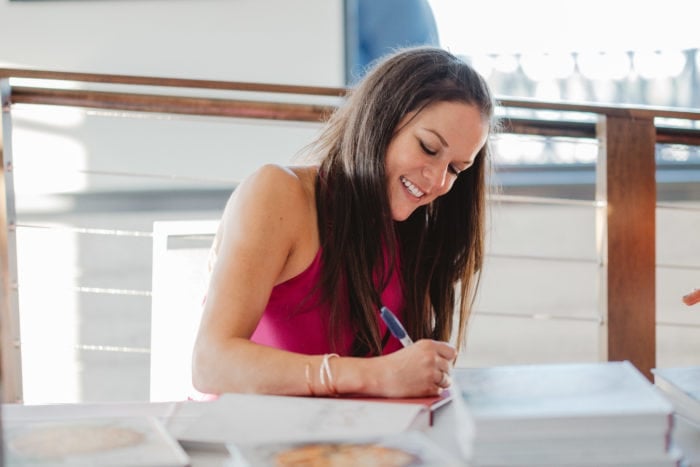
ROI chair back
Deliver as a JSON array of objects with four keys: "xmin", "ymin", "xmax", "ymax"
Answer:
[{"xmin": 150, "ymin": 220, "xmax": 218, "ymax": 401}]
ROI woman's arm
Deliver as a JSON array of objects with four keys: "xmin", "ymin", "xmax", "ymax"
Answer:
[
  {"xmin": 192, "ymin": 164, "xmax": 456, "ymax": 397},
  {"xmin": 192, "ymin": 164, "xmax": 312, "ymax": 394}
]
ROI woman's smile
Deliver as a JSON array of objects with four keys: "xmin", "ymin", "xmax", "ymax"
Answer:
[{"xmin": 400, "ymin": 175, "xmax": 425, "ymax": 199}]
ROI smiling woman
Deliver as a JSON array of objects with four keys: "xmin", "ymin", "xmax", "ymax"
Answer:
[{"xmin": 191, "ymin": 46, "xmax": 497, "ymax": 400}]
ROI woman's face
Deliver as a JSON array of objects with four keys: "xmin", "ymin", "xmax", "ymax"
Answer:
[{"xmin": 385, "ymin": 101, "xmax": 489, "ymax": 221}]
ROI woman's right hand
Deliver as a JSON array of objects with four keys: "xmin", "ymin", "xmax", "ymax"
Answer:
[
  {"xmin": 683, "ymin": 289, "xmax": 700, "ymax": 306},
  {"xmin": 365, "ymin": 339, "xmax": 457, "ymax": 398}
]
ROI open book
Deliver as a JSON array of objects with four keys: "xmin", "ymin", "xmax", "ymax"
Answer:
[
  {"xmin": 341, "ymin": 389, "xmax": 453, "ymax": 427},
  {"xmin": 178, "ymin": 393, "xmax": 437, "ymax": 450},
  {"xmin": 4, "ymin": 416, "xmax": 189, "ymax": 466},
  {"xmin": 227, "ymin": 431, "xmax": 461, "ymax": 467}
]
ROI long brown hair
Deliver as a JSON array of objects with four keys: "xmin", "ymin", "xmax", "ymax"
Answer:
[{"xmin": 311, "ymin": 47, "xmax": 496, "ymax": 356}]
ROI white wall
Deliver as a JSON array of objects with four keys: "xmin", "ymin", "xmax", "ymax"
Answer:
[
  {"xmin": 0, "ymin": 0, "xmax": 344, "ymax": 85},
  {"xmin": 1, "ymin": 1, "xmax": 345, "ymax": 404},
  {"xmin": 1, "ymin": 0, "xmax": 345, "ymax": 197}
]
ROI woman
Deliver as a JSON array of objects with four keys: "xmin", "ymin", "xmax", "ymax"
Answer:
[{"xmin": 192, "ymin": 47, "xmax": 495, "ymax": 398}]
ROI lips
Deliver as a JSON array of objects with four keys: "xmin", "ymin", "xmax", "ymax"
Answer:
[{"xmin": 400, "ymin": 176, "xmax": 425, "ymax": 198}]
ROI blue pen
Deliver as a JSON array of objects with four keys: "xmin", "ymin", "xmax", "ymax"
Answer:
[{"xmin": 380, "ymin": 306, "xmax": 414, "ymax": 347}]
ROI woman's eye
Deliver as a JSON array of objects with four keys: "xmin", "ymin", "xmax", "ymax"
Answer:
[
  {"xmin": 448, "ymin": 164, "xmax": 461, "ymax": 176},
  {"xmin": 420, "ymin": 141, "xmax": 437, "ymax": 156}
]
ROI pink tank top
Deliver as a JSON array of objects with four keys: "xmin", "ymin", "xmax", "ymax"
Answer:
[
  {"xmin": 191, "ymin": 247, "xmax": 406, "ymax": 400},
  {"xmin": 250, "ymin": 248, "xmax": 406, "ymax": 356}
]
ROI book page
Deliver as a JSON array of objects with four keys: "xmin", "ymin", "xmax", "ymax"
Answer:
[
  {"xmin": 179, "ymin": 393, "xmax": 427, "ymax": 446},
  {"xmin": 455, "ymin": 361, "xmax": 672, "ymax": 420},
  {"xmin": 228, "ymin": 431, "xmax": 462, "ymax": 467},
  {"xmin": 4, "ymin": 416, "xmax": 189, "ymax": 466}
]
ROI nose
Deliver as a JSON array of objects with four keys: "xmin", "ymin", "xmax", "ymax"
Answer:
[{"xmin": 421, "ymin": 160, "xmax": 450, "ymax": 193}]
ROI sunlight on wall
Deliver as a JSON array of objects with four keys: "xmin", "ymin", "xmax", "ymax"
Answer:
[
  {"xmin": 9, "ymin": 105, "xmax": 87, "ymax": 403},
  {"xmin": 12, "ymin": 106, "xmax": 87, "ymax": 196},
  {"xmin": 17, "ymin": 224, "xmax": 80, "ymax": 404}
]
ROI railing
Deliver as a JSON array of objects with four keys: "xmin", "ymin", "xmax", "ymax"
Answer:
[{"xmin": 1, "ymin": 69, "xmax": 700, "ymax": 403}]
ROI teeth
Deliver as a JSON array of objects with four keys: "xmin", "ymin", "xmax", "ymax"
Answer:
[{"xmin": 400, "ymin": 176, "xmax": 424, "ymax": 198}]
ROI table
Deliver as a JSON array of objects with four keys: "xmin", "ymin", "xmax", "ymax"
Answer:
[{"xmin": 3, "ymin": 398, "xmax": 699, "ymax": 466}]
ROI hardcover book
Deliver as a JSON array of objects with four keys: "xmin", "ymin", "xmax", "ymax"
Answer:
[
  {"xmin": 226, "ymin": 431, "xmax": 461, "ymax": 467},
  {"xmin": 178, "ymin": 393, "xmax": 434, "ymax": 449},
  {"xmin": 342, "ymin": 388, "xmax": 453, "ymax": 427},
  {"xmin": 453, "ymin": 361, "xmax": 678, "ymax": 466},
  {"xmin": 455, "ymin": 361, "xmax": 673, "ymax": 437},
  {"xmin": 4, "ymin": 416, "xmax": 189, "ymax": 466},
  {"xmin": 653, "ymin": 366, "xmax": 700, "ymax": 426}
]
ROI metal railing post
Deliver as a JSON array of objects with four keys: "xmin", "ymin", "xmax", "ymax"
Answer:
[{"xmin": 0, "ymin": 78, "xmax": 23, "ymax": 403}]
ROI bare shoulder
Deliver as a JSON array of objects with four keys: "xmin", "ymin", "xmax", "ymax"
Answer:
[
  {"xmin": 210, "ymin": 164, "xmax": 319, "ymax": 283},
  {"xmin": 248, "ymin": 164, "xmax": 309, "ymax": 188},
  {"xmin": 227, "ymin": 164, "xmax": 315, "ymax": 216},
  {"xmin": 218, "ymin": 164, "xmax": 317, "ymax": 246}
]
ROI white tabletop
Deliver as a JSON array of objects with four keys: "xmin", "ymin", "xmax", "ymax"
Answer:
[{"xmin": 3, "ymin": 398, "xmax": 699, "ymax": 466}]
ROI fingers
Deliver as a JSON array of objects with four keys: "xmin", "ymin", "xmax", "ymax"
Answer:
[
  {"xmin": 435, "ymin": 354, "xmax": 450, "ymax": 373},
  {"xmin": 423, "ymin": 341, "xmax": 454, "ymax": 390},
  {"xmin": 436, "ymin": 370, "xmax": 452, "ymax": 389},
  {"xmin": 413, "ymin": 339, "xmax": 456, "ymax": 360},
  {"xmin": 683, "ymin": 289, "xmax": 700, "ymax": 306},
  {"xmin": 386, "ymin": 339, "xmax": 457, "ymax": 396},
  {"xmin": 434, "ymin": 340, "xmax": 458, "ymax": 360}
]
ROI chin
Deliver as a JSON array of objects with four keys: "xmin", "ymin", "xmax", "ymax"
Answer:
[{"xmin": 391, "ymin": 208, "xmax": 414, "ymax": 222}]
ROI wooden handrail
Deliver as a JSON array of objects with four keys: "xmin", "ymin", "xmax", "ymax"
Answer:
[
  {"xmin": 0, "ymin": 68, "xmax": 347, "ymax": 97},
  {"xmin": 503, "ymin": 118, "xmax": 700, "ymax": 146},
  {"xmin": 500, "ymin": 96, "xmax": 700, "ymax": 120},
  {"xmin": 4, "ymin": 68, "xmax": 700, "ymax": 142},
  {"xmin": 3, "ymin": 67, "xmax": 700, "ymax": 120},
  {"xmin": 10, "ymin": 87, "xmax": 336, "ymax": 123},
  {"xmin": 1, "ymin": 68, "xmax": 700, "ymax": 402}
]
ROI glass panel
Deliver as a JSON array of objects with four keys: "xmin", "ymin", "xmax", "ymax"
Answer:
[
  {"xmin": 464, "ymin": 197, "xmax": 601, "ymax": 365},
  {"xmin": 490, "ymin": 132, "xmax": 599, "ymax": 201},
  {"xmin": 656, "ymin": 203, "xmax": 700, "ymax": 367},
  {"xmin": 461, "ymin": 315, "xmax": 600, "ymax": 367},
  {"xmin": 11, "ymin": 105, "xmax": 322, "ymax": 403}
]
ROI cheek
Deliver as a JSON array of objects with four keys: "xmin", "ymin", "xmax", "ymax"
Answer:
[{"xmin": 386, "ymin": 140, "xmax": 417, "ymax": 168}]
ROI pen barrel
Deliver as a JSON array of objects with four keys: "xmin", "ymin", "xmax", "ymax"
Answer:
[{"xmin": 399, "ymin": 336, "xmax": 414, "ymax": 347}]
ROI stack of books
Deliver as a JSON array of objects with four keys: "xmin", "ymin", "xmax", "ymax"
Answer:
[
  {"xmin": 653, "ymin": 365, "xmax": 700, "ymax": 465},
  {"xmin": 653, "ymin": 366, "xmax": 700, "ymax": 426},
  {"xmin": 453, "ymin": 361, "xmax": 680, "ymax": 466}
]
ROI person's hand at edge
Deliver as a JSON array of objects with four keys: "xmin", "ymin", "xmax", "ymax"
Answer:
[{"xmin": 682, "ymin": 289, "xmax": 700, "ymax": 306}]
